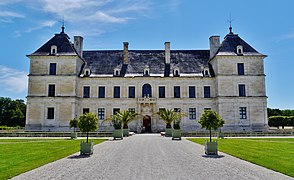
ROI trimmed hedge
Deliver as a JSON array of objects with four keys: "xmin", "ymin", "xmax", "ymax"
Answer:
[{"xmin": 268, "ymin": 116, "xmax": 294, "ymax": 128}]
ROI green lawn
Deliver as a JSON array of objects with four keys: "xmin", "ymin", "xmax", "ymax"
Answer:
[
  {"xmin": 187, "ymin": 138, "xmax": 294, "ymax": 177},
  {"xmin": 0, "ymin": 138, "xmax": 106, "ymax": 179}
]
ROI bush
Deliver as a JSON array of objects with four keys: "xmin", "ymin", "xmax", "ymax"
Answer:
[{"xmin": 268, "ymin": 116, "xmax": 294, "ymax": 128}]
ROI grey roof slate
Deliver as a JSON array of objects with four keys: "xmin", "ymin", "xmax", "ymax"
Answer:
[
  {"xmin": 29, "ymin": 32, "xmax": 77, "ymax": 56},
  {"xmin": 218, "ymin": 33, "xmax": 262, "ymax": 55},
  {"xmin": 82, "ymin": 50, "xmax": 210, "ymax": 76}
]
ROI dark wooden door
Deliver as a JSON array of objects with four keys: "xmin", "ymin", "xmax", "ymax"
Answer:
[{"xmin": 143, "ymin": 116, "xmax": 151, "ymax": 132}]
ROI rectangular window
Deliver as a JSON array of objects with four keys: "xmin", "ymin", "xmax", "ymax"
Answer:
[
  {"xmin": 128, "ymin": 108, "xmax": 135, "ymax": 114},
  {"xmin": 240, "ymin": 107, "xmax": 247, "ymax": 119},
  {"xmin": 113, "ymin": 108, "xmax": 120, "ymax": 115},
  {"xmin": 174, "ymin": 108, "xmax": 181, "ymax": 112},
  {"xmin": 98, "ymin": 108, "xmax": 105, "ymax": 120},
  {"xmin": 237, "ymin": 63, "xmax": 244, "ymax": 75},
  {"xmin": 189, "ymin": 86, "xmax": 196, "ymax": 98},
  {"xmin": 48, "ymin": 84, "xmax": 55, "ymax": 97},
  {"xmin": 189, "ymin": 108, "xmax": 196, "ymax": 120},
  {"xmin": 159, "ymin": 86, "xmax": 165, "ymax": 98},
  {"xmin": 98, "ymin": 86, "xmax": 105, "ymax": 98},
  {"xmin": 204, "ymin": 108, "xmax": 211, "ymax": 111},
  {"xmin": 239, "ymin": 84, "xmax": 246, "ymax": 97},
  {"xmin": 83, "ymin": 108, "xmax": 90, "ymax": 114},
  {"xmin": 204, "ymin": 86, "xmax": 211, "ymax": 98},
  {"xmin": 83, "ymin": 86, "xmax": 90, "ymax": 98},
  {"xmin": 47, "ymin": 107, "xmax": 54, "ymax": 119},
  {"xmin": 49, "ymin": 63, "xmax": 56, "ymax": 75},
  {"xmin": 129, "ymin": 86, "xmax": 135, "ymax": 98},
  {"xmin": 174, "ymin": 86, "xmax": 180, "ymax": 98},
  {"xmin": 114, "ymin": 86, "xmax": 120, "ymax": 98}
]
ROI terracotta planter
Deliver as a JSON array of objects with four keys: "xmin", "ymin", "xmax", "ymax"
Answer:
[
  {"xmin": 80, "ymin": 141, "xmax": 93, "ymax": 155},
  {"xmin": 113, "ymin": 129, "xmax": 123, "ymax": 140},
  {"xmin": 204, "ymin": 141, "xmax": 218, "ymax": 155},
  {"xmin": 123, "ymin": 128, "xmax": 129, "ymax": 137},
  {"xmin": 172, "ymin": 129, "xmax": 181, "ymax": 140},
  {"xmin": 70, "ymin": 132, "xmax": 77, "ymax": 139},
  {"xmin": 165, "ymin": 128, "xmax": 172, "ymax": 137}
]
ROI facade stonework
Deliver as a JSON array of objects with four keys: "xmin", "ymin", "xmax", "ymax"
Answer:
[{"xmin": 26, "ymin": 28, "xmax": 268, "ymax": 132}]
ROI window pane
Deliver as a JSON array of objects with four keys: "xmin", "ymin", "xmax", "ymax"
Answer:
[
  {"xmin": 239, "ymin": 84, "xmax": 246, "ymax": 97},
  {"xmin": 98, "ymin": 108, "xmax": 105, "ymax": 120},
  {"xmin": 128, "ymin": 108, "xmax": 135, "ymax": 114},
  {"xmin": 239, "ymin": 107, "xmax": 247, "ymax": 119},
  {"xmin": 189, "ymin": 108, "xmax": 196, "ymax": 119},
  {"xmin": 114, "ymin": 86, "xmax": 120, "ymax": 98},
  {"xmin": 204, "ymin": 86, "xmax": 211, "ymax": 98},
  {"xmin": 189, "ymin": 86, "xmax": 196, "ymax": 98},
  {"xmin": 98, "ymin": 86, "xmax": 105, "ymax": 98},
  {"xmin": 159, "ymin": 86, "xmax": 165, "ymax": 98},
  {"xmin": 129, "ymin": 86, "xmax": 135, "ymax": 98},
  {"xmin": 113, "ymin": 108, "xmax": 120, "ymax": 115},
  {"xmin": 47, "ymin": 108, "xmax": 54, "ymax": 119},
  {"xmin": 83, "ymin": 86, "xmax": 90, "ymax": 98},
  {"xmin": 174, "ymin": 86, "xmax": 180, "ymax": 98},
  {"xmin": 238, "ymin": 63, "xmax": 244, "ymax": 75},
  {"xmin": 48, "ymin": 84, "xmax": 55, "ymax": 97},
  {"xmin": 83, "ymin": 108, "xmax": 89, "ymax": 114},
  {"xmin": 49, "ymin": 63, "xmax": 56, "ymax": 75}
]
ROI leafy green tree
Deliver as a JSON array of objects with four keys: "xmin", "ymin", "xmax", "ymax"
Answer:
[
  {"xmin": 155, "ymin": 109, "xmax": 185, "ymax": 128},
  {"xmin": 198, "ymin": 110, "xmax": 225, "ymax": 142},
  {"xmin": 78, "ymin": 112, "xmax": 98, "ymax": 143},
  {"xmin": 69, "ymin": 118, "xmax": 78, "ymax": 133},
  {"xmin": 102, "ymin": 114, "xmax": 122, "ymax": 129},
  {"xmin": 0, "ymin": 97, "xmax": 26, "ymax": 127}
]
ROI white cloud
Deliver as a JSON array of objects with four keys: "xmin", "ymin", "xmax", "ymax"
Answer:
[
  {"xmin": 0, "ymin": 65, "xmax": 28, "ymax": 94},
  {"xmin": 25, "ymin": 20, "xmax": 57, "ymax": 33},
  {"xmin": 0, "ymin": 11, "xmax": 24, "ymax": 18}
]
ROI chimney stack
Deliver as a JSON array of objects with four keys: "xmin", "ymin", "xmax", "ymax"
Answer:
[
  {"xmin": 209, "ymin": 36, "xmax": 220, "ymax": 59},
  {"xmin": 123, "ymin": 42, "xmax": 129, "ymax": 64},
  {"xmin": 74, "ymin": 36, "xmax": 83, "ymax": 58},
  {"xmin": 164, "ymin": 42, "xmax": 170, "ymax": 64}
]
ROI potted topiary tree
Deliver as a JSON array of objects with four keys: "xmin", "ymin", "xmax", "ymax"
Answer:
[
  {"xmin": 156, "ymin": 109, "xmax": 184, "ymax": 137},
  {"xmin": 78, "ymin": 112, "xmax": 98, "ymax": 155},
  {"xmin": 172, "ymin": 118, "xmax": 182, "ymax": 140},
  {"xmin": 198, "ymin": 110, "xmax": 224, "ymax": 155},
  {"xmin": 69, "ymin": 118, "xmax": 78, "ymax": 139},
  {"xmin": 103, "ymin": 114, "xmax": 123, "ymax": 140},
  {"xmin": 116, "ymin": 110, "xmax": 138, "ymax": 137}
]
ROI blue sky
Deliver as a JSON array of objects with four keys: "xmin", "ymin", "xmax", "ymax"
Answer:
[{"xmin": 0, "ymin": 0, "xmax": 293, "ymax": 109}]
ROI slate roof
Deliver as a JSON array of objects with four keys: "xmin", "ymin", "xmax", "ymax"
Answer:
[
  {"xmin": 29, "ymin": 32, "xmax": 77, "ymax": 56},
  {"xmin": 82, "ymin": 50, "xmax": 210, "ymax": 76},
  {"xmin": 217, "ymin": 33, "xmax": 263, "ymax": 56}
]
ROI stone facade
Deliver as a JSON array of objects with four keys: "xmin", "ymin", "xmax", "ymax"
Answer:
[{"xmin": 25, "ymin": 27, "xmax": 268, "ymax": 132}]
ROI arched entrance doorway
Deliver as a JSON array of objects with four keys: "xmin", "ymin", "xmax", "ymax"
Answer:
[
  {"xmin": 142, "ymin": 84, "xmax": 152, "ymax": 97},
  {"xmin": 143, "ymin": 115, "xmax": 151, "ymax": 132}
]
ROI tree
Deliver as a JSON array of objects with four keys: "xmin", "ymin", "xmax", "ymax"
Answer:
[
  {"xmin": 0, "ymin": 97, "xmax": 26, "ymax": 127},
  {"xmin": 156, "ymin": 109, "xmax": 186, "ymax": 128},
  {"xmin": 77, "ymin": 112, "xmax": 98, "ymax": 143},
  {"xmin": 115, "ymin": 110, "xmax": 139, "ymax": 129},
  {"xmin": 198, "ymin": 110, "xmax": 225, "ymax": 142},
  {"xmin": 69, "ymin": 118, "xmax": 78, "ymax": 133}
]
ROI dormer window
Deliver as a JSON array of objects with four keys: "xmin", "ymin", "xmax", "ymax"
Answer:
[
  {"xmin": 173, "ymin": 67, "xmax": 180, "ymax": 77},
  {"xmin": 237, "ymin": 45, "xmax": 243, "ymax": 55},
  {"xmin": 203, "ymin": 67, "xmax": 210, "ymax": 77},
  {"xmin": 143, "ymin": 65, "xmax": 150, "ymax": 76},
  {"xmin": 51, "ymin": 45, "xmax": 57, "ymax": 54},
  {"xmin": 114, "ymin": 68, "xmax": 120, "ymax": 76},
  {"xmin": 84, "ymin": 69, "xmax": 91, "ymax": 77}
]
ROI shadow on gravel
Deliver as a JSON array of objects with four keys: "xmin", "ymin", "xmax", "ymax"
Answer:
[
  {"xmin": 67, "ymin": 154, "xmax": 91, "ymax": 159},
  {"xmin": 201, "ymin": 155, "xmax": 224, "ymax": 159}
]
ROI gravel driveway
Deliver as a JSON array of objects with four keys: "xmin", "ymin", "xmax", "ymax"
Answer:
[{"xmin": 13, "ymin": 134, "xmax": 293, "ymax": 180}]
